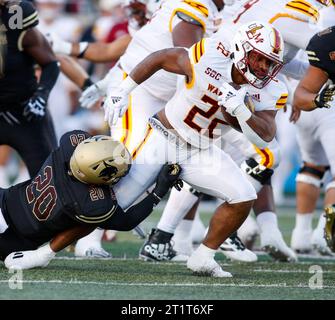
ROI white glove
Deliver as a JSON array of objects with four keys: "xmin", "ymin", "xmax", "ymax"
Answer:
[
  {"xmin": 219, "ymin": 83, "xmax": 251, "ymax": 121},
  {"xmin": 45, "ymin": 32, "xmax": 72, "ymax": 55},
  {"xmin": 79, "ymin": 83, "xmax": 106, "ymax": 109},
  {"xmin": 4, "ymin": 244, "xmax": 56, "ymax": 270},
  {"xmin": 104, "ymin": 88, "xmax": 129, "ymax": 126},
  {"xmin": 103, "ymin": 76, "xmax": 138, "ymax": 126}
]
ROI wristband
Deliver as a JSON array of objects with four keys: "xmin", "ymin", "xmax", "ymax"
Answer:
[
  {"xmin": 77, "ymin": 42, "xmax": 89, "ymax": 58},
  {"xmin": 120, "ymin": 76, "xmax": 138, "ymax": 94}
]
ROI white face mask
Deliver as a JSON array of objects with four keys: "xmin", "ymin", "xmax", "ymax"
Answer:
[{"xmin": 38, "ymin": 8, "xmax": 61, "ymax": 21}]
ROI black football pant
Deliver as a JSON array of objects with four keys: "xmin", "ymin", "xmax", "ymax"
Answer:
[{"xmin": 0, "ymin": 108, "xmax": 57, "ymax": 177}]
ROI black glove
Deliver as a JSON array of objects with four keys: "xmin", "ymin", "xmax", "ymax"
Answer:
[
  {"xmin": 314, "ymin": 83, "xmax": 335, "ymax": 108},
  {"xmin": 23, "ymin": 88, "xmax": 48, "ymax": 121},
  {"xmin": 152, "ymin": 163, "xmax": 183, "ymax": 200}
]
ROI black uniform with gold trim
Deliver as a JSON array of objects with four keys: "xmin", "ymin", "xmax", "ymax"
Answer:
[
  {"xmin": 0, "ymin": 0, "xmax": 57, "ymax": 177},
  {"xmin": 0, "ymin": 130, "xmax": 176, "ymax": 260},
  {"xmin": 306, "ymin": 26, "xmax": 335, "ymax": 82},
  {"xmin": 0, "ymin": 0, "xmax": 39, "ymax": 104}
]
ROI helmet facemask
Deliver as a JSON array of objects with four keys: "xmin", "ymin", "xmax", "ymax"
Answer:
[
  {"xmin": 232, "ymin": 22, "xmax": 284, "ymax": 89},
  {"xmin": 235, "ymin": 41, "xmax": 283, "ymax": 89}
]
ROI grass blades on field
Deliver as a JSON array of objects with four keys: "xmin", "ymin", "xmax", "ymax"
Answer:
[{"xmin": 0, "ymin": 206, "xmax": 334, "ymax": 300}]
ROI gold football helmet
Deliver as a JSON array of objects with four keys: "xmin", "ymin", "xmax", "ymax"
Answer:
[{"xmin": 69, "ymin": 135, "xmax": 132, "ymax": 185}]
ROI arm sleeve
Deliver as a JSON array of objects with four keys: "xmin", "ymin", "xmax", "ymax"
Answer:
[
  {"xmin": 306, "ymin": 27, "xmax": 334, "ymax": 74},
  {"xmin": 21, "ymin": 1, "xmax": 39, "ymax": 31},
  {"xmin": 101, "ymin": 193, "xmax": 157, "ymax": 231}
]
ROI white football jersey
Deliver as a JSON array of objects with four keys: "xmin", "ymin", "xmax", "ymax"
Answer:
[
  {"xmin": 165, "ymin": 31, "xmax": 288, "ymax": 149},
  {"xmin": 219, "ymin": 0, "xmax": 324, "ymax": 62},
  {"xmin": 120, "ymin": 0, "xmax": 223, "ymax": 101}
]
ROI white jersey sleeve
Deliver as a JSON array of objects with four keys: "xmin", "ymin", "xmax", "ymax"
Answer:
[
  {"xmin": 169, "ymin": 0, "xmax": 223, "ymax": 36},
  {"xmin": 247, "ymin": 79, "xmax": 289, "ymax": 112}
]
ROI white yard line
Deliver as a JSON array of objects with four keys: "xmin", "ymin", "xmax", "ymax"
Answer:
[
  {"xmin": 0, "ymin": 279, "xmax": 334, "ymax": 289},
  {"xmin": 254, "ymin": 268, "xmax": 335, "ymax": 273}
]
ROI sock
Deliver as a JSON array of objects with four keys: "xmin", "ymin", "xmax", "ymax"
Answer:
[
  {"xmin": 174, "ymin": 219, "xmax": 194, "ymax": 240},
  {"xmin": 157, "ymin": 186, "xmax": 198, "ymax": 234},
  {"xmin": 295, "ymin": 212, "xmax": 313, "ymax": 231},
  {"xmin": 195, "ymin": 244, "xmax": 216, "ymax": 259},
  {"xmin": 76, "ymin": 228, "xmax": 104, "ymax": 248},
  {"xmin": 256, "ymin": 211, "xmax": 278, "ymax": 233}
]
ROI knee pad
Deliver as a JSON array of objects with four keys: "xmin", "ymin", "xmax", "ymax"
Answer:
[
  {"xmin": 295, "ymin": 173, "xmax": 321, "ymax": 188},
  {"xmin": 299, "ymin": 165, "xmax": 327, "ymax": 179},
  {"xmin": 241, "ymin": 158, "xmax": 274, "ymax": 186},
  {"xmin": 325, "ymin": 181, "xmax": 335, "ymax": 192}
]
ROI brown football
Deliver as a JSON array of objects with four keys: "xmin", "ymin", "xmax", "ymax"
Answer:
[{"xmin": 221, "ymin": 84, "xmax": 255, "ymax": 132}]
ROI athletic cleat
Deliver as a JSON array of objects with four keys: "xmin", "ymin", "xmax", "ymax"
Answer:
[
  {"xmin": 237, "ymin": 215, "xmax": 259, "ymax": 250},
  {"xmin": 291, "ymin": 228, "xmax": 313, "ymax": 254},
  {"xmin": 75, "ymin": 246, "xmax": 111, "ymax": 258},
  {"xmin": 311, "ymin": 228, "xmax": 334, "ymax": 256},
  {"xmin": 139, "ymin": 229, "xmax": 188, "ymax": 262},
  {"xmin": 219, "ymin": 233, "xmax": 258, "ymax": 262},
  {"xmin": 325, "ymin": 206, "xmax": 335, "ymax": 252},
  {"xmin": 187, "ymin": 254, "xmax": 232, "ymax": 278},
  {"xmin": 260, "ymin": 229, "xmax": 298, "ymax": 262}
]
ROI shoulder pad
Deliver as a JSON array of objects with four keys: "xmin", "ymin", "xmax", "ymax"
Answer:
[
  {"xmin": 60, "ymin": 130, "xmax": 91, "ymax": 148},
  {"xmin": 75, "ymin": 202, "xmax": 118, "ymax": 224},
  {"xmin": 176, "ymin": 11, "xmax": 203, "ymax": 27},
  {"xmin": 18, "ymin": 1, "xmax": 39, "ymax": 30}
]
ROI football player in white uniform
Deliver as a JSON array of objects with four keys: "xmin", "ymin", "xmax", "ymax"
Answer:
[
  {"xmin": 103, "ymin": 21, "xmax": 287, "ymax": 277},
  {"xmin": 290, "ymin": 24, "xmax": 335, "ymax": 255},
  {"xmin": 152, "ymin": 0, "xmax": 330, "ymax": 263}
]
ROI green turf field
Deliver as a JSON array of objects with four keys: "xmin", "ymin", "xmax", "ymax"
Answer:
[{"xmin": 0, "ymin": 206, "xmax": 334, "ymax": 300}]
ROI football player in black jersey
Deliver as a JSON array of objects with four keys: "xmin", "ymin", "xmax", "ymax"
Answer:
[
  {"xmin": 0, "ymin": 130, "xmax": 182, "ymax": 269},
  {"xmin": 292, "ymin": 26, "xmax": 335, "ymax": 253},
  {"xmin": 0, "ymin": 0, "xmax": 59, "ymax": 177}
]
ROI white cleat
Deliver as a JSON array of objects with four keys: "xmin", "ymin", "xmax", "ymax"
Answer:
[
  {"xmin": 237, "ymin": 215, "xmax": 259, "ymax": 250},
  {"xmin": 311, "ymin": 229, "xmax": 334, "ymax": 256},
  {"xmin": 75, "ymin": 245, "xmax": 111, "ymax": 258},
  {"xmin": 187, "ymin": 254, "xmax": 232, "ymax": 278},
  {"xmin": 260, "ymin": 229, "xmax": 297, "ymax": 262},
  {"xmin": 219, "ymin": 234, "xmax": 258, "ymax": 262},
  {"xmin": 291, "ymin": 228, "xmax": 313, "ymax": 254}
]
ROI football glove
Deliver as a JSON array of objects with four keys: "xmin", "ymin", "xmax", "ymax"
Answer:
[
  {"xmin": 45, "ymin": 32, "xmax": 72, "ymax": 55},
  {"xmin": 324, "ymin": 205, "xmax": 335, "ymax": 252},
  {"xmin": 103, "ymin": 87, "xmax": 129, "ymax": 126},
  {"xmin": 4, "ymin": 244, "xmax": 56, "ymax": 270},
  {"xmin": 23, "ymin": 89, "xmax": 48, "ymax": 121},
  {"xmin": 314, "ymin": 83, "xmax": 335, "ymax": 109},
  {"xmin": 80, "ymin": 82, "xmax": 106, "ymax": 109},
  {"xmin": 219, "ymin": 83, "xmax": 251, "ymax": 121},
  {"xmin": 152, "ymin": 163, "xmax": 183, "ymax": 200}
]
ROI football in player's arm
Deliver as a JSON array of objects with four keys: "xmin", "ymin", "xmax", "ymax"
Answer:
[
  {"xmin": 1, "ymin": 130, "xmax": 182, "ymax": 269},
  {"xmin": 292, "ymin": 26, "xmax": 335, "ymax": 121}
]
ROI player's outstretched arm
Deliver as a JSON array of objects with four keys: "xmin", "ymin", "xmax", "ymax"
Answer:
[
  {"xmin": 48, "ymin": 32, "xmax": 131, "ymax": 63},
  {"xmin": 104, "ymin": 48, "xmax": 192, "ymax": 126},
  {"xmin": 4, "ymin": 225, "xmax": 95, "ymax": 270},
  {"xmin": 102, "ymin": 164, "xmax": 182, "ymax": 231},
  {"xmin": 57, "ymin": 54, "xmax": 93, "ymax": 91}
]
